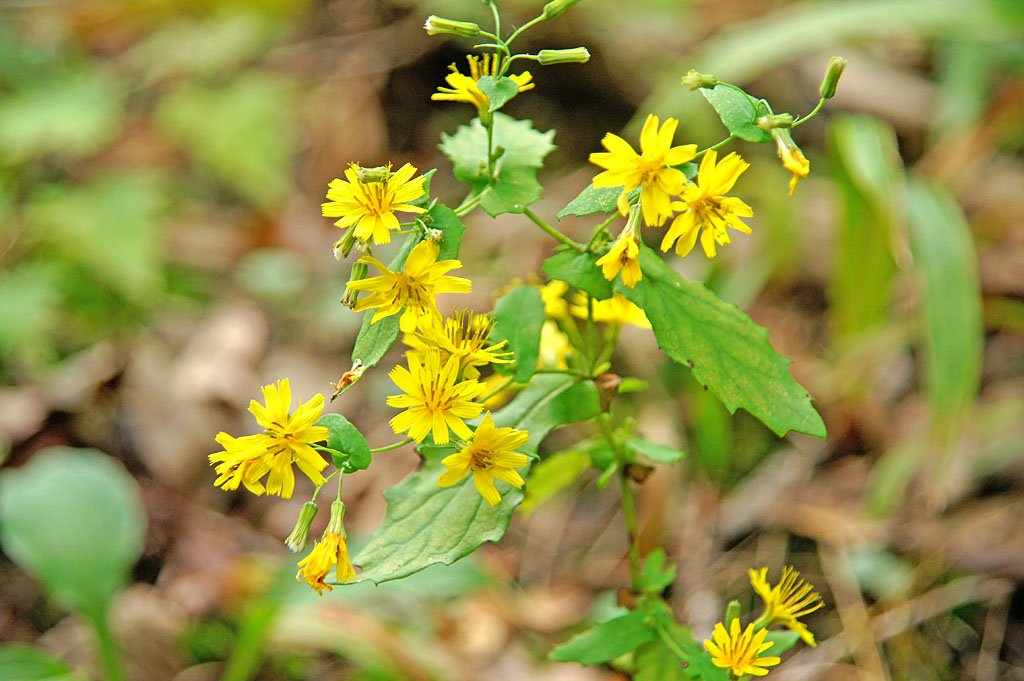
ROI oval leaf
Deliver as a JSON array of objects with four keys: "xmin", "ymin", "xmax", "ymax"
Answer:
[
  {"xmin": 317, "ymin": 413, "xmax": 371, "ymax": 473},
  {"xmin": 700, "ymin": 84, "xmax": 771, "ymax": 143},
  {"xmin": 476, "ymin": 75, "xmax": 520, "ymax": 112},
  {"xmin": 542, "ymin": 251, "xmax": 614, "ymax": 300},
  {"xmin": 492, "ymin": 285, "xmax": 546, "ymax": 382}
]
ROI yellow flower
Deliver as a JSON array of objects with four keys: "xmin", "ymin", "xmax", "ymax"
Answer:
[
  {"xmin": 438, "ymin": 411, "xmax": 529, "ymax": 507},
  {"xmin": 432, "ymin": 54, "xmax": 535, "ymax": 116},
  {"xmin": 660, "ymin": 149, "xmax": 753, "ymax": 259},
  {"xmin": 771, "ymin": 128, "xmax": 810, "ymax": 195},
  {"xmin": 704, "ymin": 619, "xmax": 781, "ymax": 677},
  {"xmin": 539, "ymin": 320, "xmax": 572, "ymax": 369},
  {"xmin": 404, "ymin": 309, "xmax": 511, "ymax": 379},
  {"xmin": 297, "ymin": 501, "xmax": 356, "ymax": 594},
  {"xmin": 589, "ymin": 114, "xmax": 697, "ymax": 227},
  {"xmin": 596, "ymin": 205, "xmax": 643, "ymax": 288},
  {"xmin": 570, "ymin": 292, "xmax": 651, "ymax": 329},
  {"xmin": 750, "ymin": 566, "xmax": 824, "ymax": 646},
  {"xmin": 387, "ymin": 350, "xmax": 486, "ymax": 444},
  {"xmin": 540, "ymin": 280, "xmax": 569, "ymax": 319},
  {"xmin": 322, "ymin": 163, "xmax": 427, "ymax": 245},
  {"xmin": 209, "ymin": 379, "xmax": 329, "ymax": 499},
  {"xmin": 347, "ymin": 240, "xmax": 472, "ymax": 334}
]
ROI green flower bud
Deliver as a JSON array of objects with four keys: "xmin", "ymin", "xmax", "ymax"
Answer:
[
  {"xmin": 724, "ymin": 599, "xmax": 742, "ymax": 630},
  {"xmin": 537, "ymin": 47, "xmax": 590, "ymax": 66},
  {"xmin": 819, "ymin": 56, "xmax": 847, "ymax": 100},
  {"xmin": 756, "ymin": 113, "xmax": 794, "ymax": 131},
  {"xmin": 327, "ymin": 500, "xmax": 347, "ymax": 536},
  {"xmin": 333, "ymin": 228, "xmax": 359, "ymax": 261},
  {"xmin": 542, "ymin": 0, "xmax": 581, "ymax": 19},
  {"xmin": 343, "ymin": 260, "xmax": 369, "ymax": 308},
  {"xmin": 680, "ymin": 69, "xmax": 717, "ymax": 90},
  {"xmin": 284, "ymin": 501, "xmax": 318, "ymax": 553},
  {"xmin": 423, "ymin": 15, "xmax": 481, "ymax": 38},
  {"xmin": 355, "ymin": 165, "xmax": 390, "ymax": 184}
]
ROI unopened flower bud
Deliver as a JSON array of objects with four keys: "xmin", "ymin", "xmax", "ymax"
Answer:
[
  {"xmin": 284, "ymin": 501, "xmax": 318, "ymax": 553},
  {"xmin": 425, "ymin": 228, "xmax": 444, "ymax": 243},
  {"xmin": 537, "ymin": 47, "xmax": 590, "ymax": 65},
  {"xmin": 327, "ymin": 500, "xmax": 347, "ymax": 536},
  {"xmin": 724, "ymin": 600, "xmax": 741, "ymax": 629},
  {"xmin": 424, "ymin": 15, "xmax": 481, "ymax": 38},
  {"xmin": 343, "ymin": 260, "xmax": 369, "ymax": 308},
  {"xmin": 771, "ymin": 128, "xmax": 810, "ymax": 195},
  {"xmin": 681, "ymin": 69, "xmax": 717, "ymax": 90},
  {"xmin": 542, "ymin": 0, "xmax": 581, "ymax": 19},
  {"xmin": 333, "ymin": 228, "xmax": 359, "ymax": 260},
  {"xmin": 756, "ymin": 113, "xmax": 794, "ymax": 131},
  {"xmin": 819, "ymin": 56, "xmax": 847, "ymax": 100},
  {"xmin": 355, "ymin": 165, "xmax": 390, "ymax": 184}
]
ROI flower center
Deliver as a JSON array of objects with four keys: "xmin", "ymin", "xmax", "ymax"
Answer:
[{"xmin": 470, "ymin": 447, "xmax": 495, "ymax": 470}]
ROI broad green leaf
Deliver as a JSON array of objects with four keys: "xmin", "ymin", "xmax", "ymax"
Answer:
[
  {"xmin": 557, "ymin": 184, "xmax": 624, "ymax": 218},
  {"xmin": 26, "ymin": 174, "xmax": 165, "ymax": 303},
  {"xmin": 350, "ymin": 206, "xmax": 465, "ymax": 368},
  {"xmin": 0, "ymin": 448, "xmax": 145, "ymax": 620},
  {"xmin": 317, "ymin": 414, "xmax": 371, "ymax": 473},
  {"xmin": 492, "ymin": 285, "xmax": 546, "ymax": 382},
  {"xmin": 155, "ymin": 73, "xmax": 296, "ymax": 209},
  {"xmin": 0, "ymin": 644, "xmax": 83, "ymax": 681},
  {"xmin": 550, "ymin": 609, "xmax": 657, "ymax": 664},
  {"xmin": 764, "ymin": 630, "xmax": 801, "ymax": 656},
  {"xmin": 619, "ymin": 246, "xmax": 825, "ymax": 438},
  {"xmin": 353, "ymin": 374, "xmax": 599, "ymax": 583},
  {"xmin": 906, "ymin": 179, "xmax": 983, "ymax": 439},
  {"xmin": 476, "ymin": 76, "xmax": 520, "ymax": 112},
  {"xmin": 699, "ymin": 84, "xmax": 771, "ymax": 143},
  {"xmin": 626, "ymin": 437, "xmax": 686, "ymax": 464},
  {"xmin": 638, "ymin": 549, "xmax": 677, "ymax": 594},
  {"xmin": 0, "ymin": 68, "xmax": 122, "ymax": 165},
  {"xmin": 409, "ymin": 168, "xmax": 437, "ymax": 210},
  {"xmin": 542, "ymin": 251, "xmax": 614, "ymax": 300},
  {"xmin": 438, "ymin": 113, "xmax": 555, "ymax": 217},
  {"xmin": 520, "ymin": 449, "xmax": 591, "ymax": 515}
]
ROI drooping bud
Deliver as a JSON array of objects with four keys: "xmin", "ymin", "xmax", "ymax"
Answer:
[
  {"xmin": 771, "ymin": 128, "xmax": 810, "ymax": 196},
  {"xmin": 284, "ymin": 501, "xmax": 318, "ymax": 553},
  {"xmin": 423, "ymin": 15, "xmax": 481, "ymax": 38},
  {"xmin": 681, "ymin": 69, "xmax": 717, "ymax": 90},
  {"xmin": 537, "ymin": 47, "xmax": 591, "ymax": 65},
  {"xmin": 342, "ymin": 260, "xmax": 369, "ymax": 308},
  {"xmin": 327, "ymin": 500, "xmax": 347, "ymax": 536},
  {"xmin": 355, "ymin": 165, "xmax": 390, "ymax": 184},
  {"xmin": 724, "ymin": 600, "xmax": 742, "ymax": 630},
  {"xmin": 542, "ymin": 0, "xmax": 581, "ymax": 19},
  {"xmin": 333, "ymin": 228, "xmax": 359, "ymax": 261},
  {"xmin": 756, "ymin": 113, "xmax": 794, "ymax": 131},
  {"xmin": 819, "ymin": 56, "xmax": 847, "ymax": 100}
]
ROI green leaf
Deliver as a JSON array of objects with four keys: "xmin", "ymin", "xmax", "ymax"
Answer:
[
  {"xmin": 557, "ymin": 183, "xmax": 624, "ymax": 218},
  {"xmin": 409, "ymin": 168, "xmax": 437, "ymax": 210},
  {"xmin": 550, "ymin": 609, "xmax": 657, "ymax": 664},
  {"xmin": 764, "ymin": 630, "xmax": 801, "ymax": 656},
  {"xmin": 542, "ymin": 251, "xmax": 614, "ymax": 300},
  {"xmin": 626, "ymin": 437, "xmax": 686, "ymax": 464},
  {"xmin": 317, "ymin": 414, "xmax": 371, "ymax": 473},
  {"xmin": 619, "ymin": 246, "xmax": 825, "ymax": 438},
  {"xmin": 353, "ymin": 374, "xmax": 599, "ymax": 583},
  {"xmin": 0, "ymin": 644, "xmax": 84, "ymax": 681},
  {"xmin": 699, "ymin": 84, "xmax": 771, "ymax": 143},
  {"xmin": 618, "ymin": 377, "xmax": 649, "ymax": 393},
  {"xmin": 520, "ymin": 449, "xmax": 591, "ymax": 515},
  {"xmin": 476, "ymin": 76, "xmax": 520, "ymax": 112},
  {"xmin": 438, "ymin": 113, "xmax": 555, "ymax": 217},
  {"xmin": 0, "ymin": 264, "xmax": 60, "ymax": 370},
  {"xmin": 906, "ymin": 179, "xmax": 983, "ymax": 438},
  {"xmin": 155, "ymin": 73, "xmax": 296, "ymax": 209},
  {"xmin": 427, "ymin": 203, "xmax": 467, "ymax": 261},
  {"xmin": 639, "ymin": 616, "xmax": 727, "ymax": 681},
  {"xmin": 492, "ymin": 285, "xmax": 546, "ymax": 382},
  {"xmin": 638, "ymin": 549, "xmax": 677, "ymax": 594},
  {"xmin": 0, "ymin": 448, "xmax": 145, "ymax": 620}
]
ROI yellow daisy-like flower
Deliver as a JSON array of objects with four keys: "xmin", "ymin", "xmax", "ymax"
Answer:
[
  {"xmin": 404, "ymin": 309, "xmax": 511, "ymax": 379},
  {"xmin": 570, "ymin": 292, "xmax": 651, "ymax": 330},
  {"xmin": 750, "ymin": 566, "xmax": 824, "ymax": 646},
  {"xmin": 771, "ymin": 128, "xmax": 810, "ymax": 196},
  {"xmin": 386, "ymin": 350, "xmax": 486, "ymax": 444},
  {"xmin": 347, "ymin": 239, "xmax": 472, "ymax": 334},
  {"xmin": 590, "ymin": 114, "xmax": 697, "ymax": 227},
  {"xmin": 540, "ymin": 280, "xmax": 570, "ymax": 319},
  {"xmin": 432, "ymin": 54, "xmax": 535, "ymax": 116},
  {"xmin": 322, "ymin": 163, "xmax": 427, "ymax": 245},
  {"xmin": 209, "ymin": 379, "xmax": 329, "ymax": 499},
  {"xmin": 660, "ymin": 149, "xmax": 753, "ymax": 259},
  {"xmin": 296, "ymin": 501, "xmax": 356, "ymax": 594},
  {"xmin": 438, "ymin": 411, "xmax": 529, "ymax": 507},
  {"xmin": 704, "ymin": 619, "xmax": 781, "ymax": 677},
  {"xmin": 596, "ymin": 206, "xmax": 643, "ymax": 288}
]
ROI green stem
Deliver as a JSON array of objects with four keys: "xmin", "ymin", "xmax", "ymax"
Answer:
[
  {"xmin": 310, "ymin": 469, "xmax": 340, "ymax": 502},
  {"xmin": 504, "ymin": 14, "xmax": 547, "ymax": 51},
  {"xmin": 586, "ymin": 213, "xmax": 620, "ymax": 251},
  {"xmin": 693, "ymin": 134, "xmax": 737, "ymax": 160},
  {"xmin": 480, "ymin": 376, "xmax": 515, "ymax": 403},
  {"xmin": 486, "ymin": 118, "xmax": 496, "ymax": 178},
  {"xmin": 487, "ymin": 1, "xmax": 501, "ymax": 43},
  {"xmin": 596, "ymin": 415, "xmax": 641, "ymax": 589},
  {"xmin": 524, "ymin": 208, "xmax": 584, "ymax": 252},
  {"xmin": 91, "ymin": 610, "xmax": 126, "ymax": 681},
  {"xmin": 454, "ymin": 192, "xmax": 482, "ymax": 216},
  {"xmin": 595, "ymin": 324, "xmax": 620, "ymax": 369},
  {"xmin": 655, "ymin": 624, "xmax": 691, "ymax": 664},
  {"xmin": 369, "ymin": 438, "xmax": 414, "ymax": 453},
  {"xmin": 793, "ymin": 98, "xmax": 827, "ymax": 127}
]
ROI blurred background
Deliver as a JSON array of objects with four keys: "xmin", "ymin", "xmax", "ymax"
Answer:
[{"xmin": 2, "ymin": 0, "xmax": 1024, "ymax": 679}]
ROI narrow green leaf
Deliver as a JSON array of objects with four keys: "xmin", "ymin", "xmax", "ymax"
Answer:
[
  {"xmin": 492, "ymin": 285, "xmax": 546, "ymax": 382},
  {"xmin": 764, "ymin": 630, "xmax": 801, "ymax": 656},
  {"xmin": 618, "ymin": 377, "xmax": 649, "ymax": 393},
  {"xmin": 0, "ymin": 644, "xmax": 84, "ymax": 681},
  {"xmin": 906, "ymin": 179, "xmax": 983, "ymax": 438},
  {"xmin": 353, "ymin": 374, "xmax": 599, "ymax": 583},
  {"xmin": 619, "ymin": 246, "xmax": 825, "ymax": 438},
  {"xmin": 550, "ymin": 609, "xmax": 657, "ymax": 664},
  {"xmin": 557, "ymin": 183, "xmax": 623, "ymax": 218},
  {"xmin": 699, "ymin": 84, "xmax": 771, "ymax": 143},
  {"xmin": 0, "ymin": 448, "xmax": 145, "ymax": 620},
  {"xmin": 542, "ymin": 251, "xmax": 614, "ymax": 300},
  {"xmin": 626, "ymin": 437, "xmax": 686, "ymax": 464},
  {"xmin": 476, "ymin": 75, "xmax": 520, "ymax": 112},
  {"xmin": 317, "ymin": 414, "xmax": 371, "ymax": 473}
]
